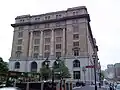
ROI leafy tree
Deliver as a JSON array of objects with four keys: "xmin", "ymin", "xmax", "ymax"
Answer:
[
  {"xmin": 0, "ymin": 57, "xmax": 8, "ymax": 73},
  {"xmin": 40, "ymin": 66, "xmax": 52, "ymax": 80},
  {"xmin": 53, "ymin": 59, "xmax": 71, "ymax": 79},
  {"xmin": 0, "ymin": 57, "xmax": 8, "ymax": 85},
  {"xmin": 100, "ymin": 71, "xmax": 105, "ymax": 80}
]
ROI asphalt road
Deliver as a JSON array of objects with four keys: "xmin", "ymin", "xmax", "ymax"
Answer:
[{"xmin": 72, "ymin": 85, "xmax": 108, "ymax": 90}]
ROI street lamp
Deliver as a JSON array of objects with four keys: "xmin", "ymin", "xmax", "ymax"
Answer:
[
  {"xmin": 92, "ymin": 53, "xmax": 97, "ymax": 90},
  {"xmin": 82, "ymin": 66, "xmax": 86, "ymax": 83},
  {"xmin": 44, "ymin": 57, "xmax": 55, "ymax": 90}
]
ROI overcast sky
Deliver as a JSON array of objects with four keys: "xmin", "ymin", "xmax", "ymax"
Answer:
[{"xmin": 0, "ymin": 0, "xmax": 120, "ymax": 70}]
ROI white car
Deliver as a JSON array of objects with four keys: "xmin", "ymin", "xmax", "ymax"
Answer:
[{"xmin": 116, "ymin": 84, "xmax": 120, "ymax": 90}]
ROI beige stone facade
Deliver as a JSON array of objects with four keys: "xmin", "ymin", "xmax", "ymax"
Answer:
[{"xmin": 9, "ymin": 6, "xmax": 99, "ymax": 82}]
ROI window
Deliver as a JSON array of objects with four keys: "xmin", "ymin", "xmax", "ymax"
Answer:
[
  {"xmin": 72, "ymin": 19, "xmax": 78, "ymax": 24},
  {"xmin": 56, "ymin": 22, "xmax": 60, "ymax": 27},
  {"xmin": 73, "ymin": 34, "xmax": 79, "ymax": 40},
  {"xmin": 45, "ymin": 45, "xmax": 50, "ymax": 51},
  {"xmin": 45, "ymin": 38, "xmax": 51, "ymax": 43},
  {"xmin": 34, "ymin": 46, "xmax": 39, "ymax": 52},
  {"xmin": 45, "ymin": 24, "xmax": 50, "ymax": 28},
  {"xmin": 55, "ymin": 30, "xmax": 62, "ymax": 35},
  {"xmin": 16, "ymin": 51, "xmax": 22, "ymax": 58},
  {"xmin": 34, "ymin": 39, "xmax": 40, "ymax": 44},
  {"xmin": 19, "ymin": 26, "xmax": 24, "ymax": 30},
  {"xmin": 56, "ymin": 44, "xmax": 61, "ymax": 49},
  {"xmin": 56, "ymin": 37, "xmax": 62, "ymax": 42},
  {"xmin": 56, "ymin": 15, "xmax": 58, "ymax": 19},
  {"xmin": 73, "ymin": 12, "xmax": 76, "ymax": 15},
  {"xmin": 15, "ymin": 62, "xmax": 20, "ymax": 69},
  {"xmin": 73, "ymin": 11, "xmax": 78, "ymax": 15},
  {"xmin": 73, "ymin": 25, "xmax": 79, "ymax": 32},
  {"xmin": 56, "ymin": 52, "xmax": 61, "ymax": 57},
  {"xmin": 17, "ymin": 46, "xmax": 22, "ymax": 51},
  {"xmin": 73, "ymin": 42, "xmax": 79, "ymax": 47},
  {"xmin": 44, "ymin": 52, "xmax": 50, "ymax": 58},
  {"xmin": 73, "ymin": 60, "xmax": 80, "ymax": 67},
  {"xmin": 35, "ymin": 18, "xmax": 40, "ymax": 20},
  {"xmin": 33, "ymin": 31, "xmax": 40, "ymax": 36},
  {"xmin": 18, "ymin": 39, "xmax": 22, "ymax": 44},
  {"xmin": 74, "ymin": 50, "xmax": 79, "ymax": 56},
  {"xmin": 73, "ymin": 71, "xmax": 80, "ymax": 79},
  {"xmin": 31, "ymin": 62, "xmax": 37, "ymax": 72},
  {"xmin": 44, "ymin": 31, "xmax": 50, "ymax": 36},
  {"xmin": 18, "ymin": 32, "xmax": 23, "ymax": 38},
  {"xmin": 48, "ymin": 16, "xmax": 50, "ymax": 20},
  {"xmin": 34, "ymin": 25, "xmax": 39, "ymax": 29},
  {"xmin": 56, "ymin": 14, "xmax": 61, "ymax": 19},
  {"xmin": 33, "ymin": 53, "xmax": 39, "ymax": 58}
]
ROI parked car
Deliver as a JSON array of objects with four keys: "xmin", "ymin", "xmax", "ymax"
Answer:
[{"xmin": 116, "ymin": 84, "xmax": 120, "ymax": 90}]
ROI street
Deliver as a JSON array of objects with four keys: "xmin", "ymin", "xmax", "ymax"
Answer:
[{"xmin": 72, "ymin": 85, "xmax": 109, "ymax": 90}]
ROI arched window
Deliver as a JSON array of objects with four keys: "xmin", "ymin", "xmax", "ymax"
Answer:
[
  {"xmin": 31, "ymin": 62, "xmax": 37, "ymax": 72},
  {"xmin": 15, "ymin": 62, "xmax": 20, "ymax": 69},
  {"xmin": 73, "ymin": 60, "xmax": 80, "ymax": 68}
]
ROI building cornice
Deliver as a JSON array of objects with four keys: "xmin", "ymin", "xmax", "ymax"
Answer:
[{"xmin": 11, "ymin": 14, "xmax": 90, "ymax": 27}]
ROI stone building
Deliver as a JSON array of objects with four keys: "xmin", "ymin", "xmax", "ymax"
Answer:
[{"xmin": 9, "ymin": 6, "xmax": 99, "ymax": 82}]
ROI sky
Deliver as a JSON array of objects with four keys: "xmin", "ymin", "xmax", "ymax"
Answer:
[{"xmin": 0, "ymin": 0, "xmax": 120, "ymax": 70}]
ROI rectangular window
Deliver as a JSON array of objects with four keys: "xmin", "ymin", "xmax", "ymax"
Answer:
[
  {"xmin": 18, "ymin": 32, "xmax": 23, "ymax": 38},
  {"xmin": 44, "ymin": 52, "xmax": 50, "ymax": 58},
  {"xmin": 56, "ymin": 22, "xmax": 60, "ymax": 27},
  {"xmin": 19, "ymin": 26, "xmax": 24, "ymax": 30},
  {"xmin": 45, "ymin": 38, "xmax": 51, "ymax": 44},
  {"xmin": 74, "ymin": 50, "xmax": 79, "ymax": 56},
  {"xmin": 44, "ymin": 31, "xmax": 50, "ymax": 36},
  {"xmin": 17, "ymin": 46, "xmax": 22, "ymax": 51},
  {"xmin": 45, "ymin": 24, "xmax": 50, "ymax": 28},
  {"xmin": 55, "ymin": 30, "xmax": 62, "ymax": 35},
  {"xmin": 73, "ymin": 25, "xmax": 79, "ymax": 32},
  {"xmin": 45, "ymin": 45, "xmax": 50, "ymax": 51},
  {"xmin": 33, "ymin": 31, "xmax": 40, "ymax": 36},
  {"xmin": 16, "ymin": 51, "xmax": 21, "ymax": 58},
  {"xmin": 34, "ymin": 39, "xmax": 40, "ymax": 44},
  {"xmin": 73, "ymin": 71, "xmax": 80, "ymax": 79},
  {"xmin": 73, "ymin": 42, "xmax": 79, "ymax": 47},
  {"xmin": 56, "ymin": 37, "xmax": 62, "ymax": 42},
  {"xmin": 56, "ymin": 52, "xmax": 61, "ymax": 57},
  {"xmin": 34, "ymin": 25, "xmax": 39, "ymax": 29},
  {"xmin": 34, "ymin": 46, "xmax": 39, "ymax": 52},
  {"xmin": 73, "ymin": 34, "xmax": 79, "ymax": 40},
  {"xmin": 33, "ymin": 53, "xmax": 39, "ymax": 58},
  {"xmin": 56, "ymin": 44, "xmax": 61, "ymax": 49},
  {"xmin": 18, "ymin": 39, "xmax": 22, "ymax": 44},
  {"xmin": 72, "ymin": 19, "xmax": 78, "ymax": 24}
]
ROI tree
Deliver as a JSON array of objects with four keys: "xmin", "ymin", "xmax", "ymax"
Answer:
[
  {"xmin": 0, "ymin": 57, "xmax": 8, "ymax": 73},
  {"xmin": 53, "ymin": 60, "xmax": 71, "ymax": 79},
  {"xmin": 40, "ymin": 66, "xmax": 52, "ymax": 80},
  {"xmin": 100, "ymin": 71, "xmax": 105, "ymax": 80},
  {"xmin": 0, "ymin": 57, "xmax": 8, "ymax": 85}
]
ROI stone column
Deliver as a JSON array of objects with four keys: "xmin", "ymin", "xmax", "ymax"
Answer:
[
  {"xmin": 39, "ymin": 30, "xmax": 43, "ymax": 57},
  {"xmin": 50, "ymin": 29, "xmax": 54, "ymax": 58},
  {"xmin": 28, "ymin": 31, "xmax": 33, "ymax": 57},
  {"xmin": 63, "ymin": 28, "xmax": 66, "ymax": 57}
]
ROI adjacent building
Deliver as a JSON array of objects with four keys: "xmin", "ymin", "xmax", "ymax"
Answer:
[
  {"xmin": 104, "ymin": 63, "xmax": 120, "ymax": 81},
  {"xmin": 9, "ymin": 6, "xmax": 99, "ymax": 82}
]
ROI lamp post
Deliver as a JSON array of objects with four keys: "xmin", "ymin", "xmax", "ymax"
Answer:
[
  {"xmin": 44, "ymin": 58, "xmax": 54, "ymax": 90},
  {"xmin": 82, "ymin": 66, "xmax": 86, "ymax": 83},
  {"xmin": 92, "ymin": 53, "xmax": 97, "ymax": 90}
]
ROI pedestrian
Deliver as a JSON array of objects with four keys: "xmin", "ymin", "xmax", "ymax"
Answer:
[{"xmin": 109, "ymin": 83, "xmax": 113, "ymax": 90}]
